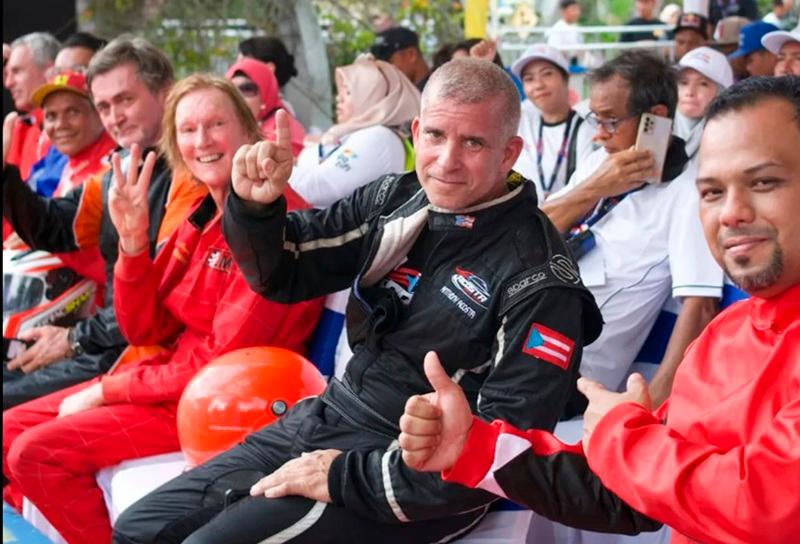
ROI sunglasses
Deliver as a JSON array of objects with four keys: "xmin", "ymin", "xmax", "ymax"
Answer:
[{"xmin": 236, "ymin": 81, "xmax": 260, "ymax": 98}]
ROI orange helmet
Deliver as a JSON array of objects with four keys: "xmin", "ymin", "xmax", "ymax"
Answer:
[{"xmin": 177, "ymin": 346, "xmax": 327, "ymax": 467}]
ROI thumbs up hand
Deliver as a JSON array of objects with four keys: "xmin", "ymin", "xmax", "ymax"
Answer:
[
  {"xmin": 232, "ymin": 108, "xmax": 294, "ymax": 205},
  {"xmin": 399, "ymin": 352, "xmax": 473, "ymax": 472},
  {"xmin": 578, "ymin": 372, "xmax": 652, "ymax": 456}
]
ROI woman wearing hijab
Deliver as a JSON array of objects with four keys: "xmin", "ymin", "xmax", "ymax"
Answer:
[
  {"xmin": 226, "ymin": 57, "xmax": 306, "ymax": 157},
  {"xmin": 289, "ymin": 55, "xmax": 420, "ymax": 208},
  {"xmin": 674, "ymin": 46, "xmax": 734, "ymax": 162},
  {"xmin": 237, "ymin": 36, "xmax": 299, "ymax": 114}
]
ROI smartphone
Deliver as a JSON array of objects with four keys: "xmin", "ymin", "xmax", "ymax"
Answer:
[{"xmin": 635, "ymin": 113, "xmax": 673, "ymax": 184}]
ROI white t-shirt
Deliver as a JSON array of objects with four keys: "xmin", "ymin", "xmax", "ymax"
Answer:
[
  {"xmin": 514, "ymin": 100, "xmax": 594, "ymax": 202},
  {"xmin": 547, "ymin": 19, "xmax": 584, "ymax": 49},
  {"xmin": 290, "ymin": 124, "xmax": 407, "ymax": 208},
  {"xmin": 553, "ymin": 147, "xmax": 724, "ymax": 391}
]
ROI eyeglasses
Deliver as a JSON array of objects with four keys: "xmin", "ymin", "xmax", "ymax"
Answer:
[
  {"xmin": 236, "ymin": 82, "xmax": 260, "ymax": 98},
  {"xmin": 585, "ymin": 112, "xmax": 638, "ymax": 135}
]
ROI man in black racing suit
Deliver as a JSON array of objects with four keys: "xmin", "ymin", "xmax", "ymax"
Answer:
[{"xmin": 114, "ymin": 58, "xmax": 604, "ymax": 544}]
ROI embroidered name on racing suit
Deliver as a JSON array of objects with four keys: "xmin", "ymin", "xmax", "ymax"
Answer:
[{"xmin": 440, "ymin": 267, "xmax": 492, "ymax": 319}]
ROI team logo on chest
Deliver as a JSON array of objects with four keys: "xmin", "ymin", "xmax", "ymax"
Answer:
[
  {"xmin": 440, "ymin": 267, "xmax": 492, "ymax": 319},
  {"xmin": 206, "ymin": 248, "xmax": 233, "ymax": 273},
  {"xmin": 451, "ymin": 267, "xmax": 491, "ymax": 308}
]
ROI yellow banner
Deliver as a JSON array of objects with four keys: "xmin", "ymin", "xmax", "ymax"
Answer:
[{"xmin": 464, "ymin": 0, "xmax": 489, "ymax": 39}]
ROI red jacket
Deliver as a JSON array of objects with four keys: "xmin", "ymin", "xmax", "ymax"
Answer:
[
  {"xmin": 443, "ymin": 283, "xmax": 800, "ymax": 542},
  {"xmin": 6, "ymin": 110, "xmax": 46, "ymax": 180},
  {"xmin": 102, "ymin": 193, "xmax": 323, "ymax": 405},
  {"xmin": 52, "ymin": 131, "xmax": 116, "ymax": 198}
]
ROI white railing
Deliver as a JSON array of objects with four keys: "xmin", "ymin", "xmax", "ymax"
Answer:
[{"xmin": 494, "ymin": 24, "xmax": 677, "ymax": 67}]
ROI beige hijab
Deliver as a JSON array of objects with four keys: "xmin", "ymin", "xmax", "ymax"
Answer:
[{"xmin": 321, "ymin": 55, "xmax": 421, "ymax": 145}]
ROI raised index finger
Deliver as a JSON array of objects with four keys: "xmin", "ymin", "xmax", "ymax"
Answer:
[{"xmin": 274, "ymin": 109, "xmax": 291, "ymax": 152}]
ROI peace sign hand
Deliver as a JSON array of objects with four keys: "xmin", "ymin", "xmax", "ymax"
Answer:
[
  {"xmin": 108, "ymin": 144, "xmax": 156, "ymax": 255},
  {"xmin": 232, "ymin": 109, "xmax": 294, "ymax": 206}
]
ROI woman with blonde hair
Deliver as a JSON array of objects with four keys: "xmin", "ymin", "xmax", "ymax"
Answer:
[
  {"xmin": 290, "ymin": 55, "xmax": 421, "ymax": 208},
  {"xmin": 2, "ymin": 74, "xmax": 322, "ymax": 544}
]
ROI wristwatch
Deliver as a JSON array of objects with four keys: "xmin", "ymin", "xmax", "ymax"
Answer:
[{"xmin": 67, "ymin": 327, "xmax": 84, "ymax": 357}]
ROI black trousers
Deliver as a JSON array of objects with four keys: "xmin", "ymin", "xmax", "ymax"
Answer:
[
  {"xmin": 2, "ymin": 347, "xmax": 121, "ymax": 410},
  {"xmin": 113, "ymin": 397, "xmax": 486, "ymax": 544}
]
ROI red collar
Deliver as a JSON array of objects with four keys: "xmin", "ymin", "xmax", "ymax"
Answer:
[
  {"xmin": 749, "ymin": 283, "xmax": 800, "ymax": 334},
  {"xmin": 67, "ymin": 131, "xmax": 116, "ymax": 169}
]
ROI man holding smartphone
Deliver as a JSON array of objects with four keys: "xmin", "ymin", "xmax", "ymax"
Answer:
[{"xmin": 541, "ymin": 51, "xmax": 722, "ymax": 408}]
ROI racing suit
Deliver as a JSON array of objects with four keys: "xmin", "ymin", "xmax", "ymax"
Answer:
[
  {"xmin": 2, "ymin": 152, "xmax": 206, "ymax": 408},
  {"xmin": 113, "ymin": 172, "xmax": 603, "ymax": 544},
  {"xmin": 3, "ymin": 194, "xmax": 323, "ymax": 544},
  {"xmin": 441, "ymin": 284, "xmax": 799, "ymax": 543}
]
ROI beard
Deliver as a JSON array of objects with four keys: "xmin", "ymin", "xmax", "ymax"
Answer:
[
  {"xmin": 719, "ymin": 225, "xmax": 784, "ymax": 293},
  {"xmin": 725, "ymin": 244, "xmax": 784, "ymax": 293}
]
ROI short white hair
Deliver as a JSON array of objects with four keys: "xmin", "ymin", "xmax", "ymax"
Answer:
[
  {"xmin": 422, "ymin": 58, "xmax": 521, "ymax": 140},
  {"xmin": 10, "ymin": 32, "xmax": 60, "ymax": 68}
]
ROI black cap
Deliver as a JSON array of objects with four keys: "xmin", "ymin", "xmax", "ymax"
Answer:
[
  {"xmin": 370, "ymin": 27, "xmax": 419, "ymax": 60},
  {"xmin": 675, "ymin": 12, "xmax": 709, "ymax": 40}
]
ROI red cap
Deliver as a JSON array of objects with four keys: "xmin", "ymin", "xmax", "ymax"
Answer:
[{"xmin": 32, "ymin": 71, "xmax": 90, "ymax": 108}]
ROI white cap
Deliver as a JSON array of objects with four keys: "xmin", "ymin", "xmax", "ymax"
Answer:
[
  {"xmin": 511, "ymin": 44, "xmax": 569, "ymax": 78},
  {"xmin": 678, "ymin": 46, "xmax": 734, "ymax": 88},
  {"xmin": 761, "ymin": 30, "xmax": 800, "ymax": 55},
  {"xmin": 683, "ymin": 0, "xmax": 709, "ymax": 18}
]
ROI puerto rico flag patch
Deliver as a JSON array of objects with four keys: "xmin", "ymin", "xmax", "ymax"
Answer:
[{"xmin": 522, "ymin": 323, "xmax": 575, "ymax": 369}]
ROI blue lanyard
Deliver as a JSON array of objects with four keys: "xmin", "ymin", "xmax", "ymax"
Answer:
[
  {"xmin": 535, "ymin": 111, "xmax": 574, "ymax": 196},
  {"xmin": 566, "ymin": 184, "xmax": 647, "ymax": 259}
]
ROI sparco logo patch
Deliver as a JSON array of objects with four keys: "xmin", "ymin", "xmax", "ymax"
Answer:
[
  {"xmin": 506, "ymin": 271, "xmax": 547, "ymax": 298},
  {"xmin": 451, "ymin": 267, "xmax": 491, "ymax": 308},
  {"xmin": 550, "ymin": 255, "xmax": 580, "ymax": 284}
]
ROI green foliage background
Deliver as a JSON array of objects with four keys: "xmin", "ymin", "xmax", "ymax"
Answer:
[
  {"xmin": 78, "ymin": 0, "xmax": 781, "ymax": 76},
  {"xmin": 80, "ymin": 0, "xmax": 291, "ymax": 76},
  {"xmin": 80, "ymin": 0, "xmax": 465, "ymax": 76}
]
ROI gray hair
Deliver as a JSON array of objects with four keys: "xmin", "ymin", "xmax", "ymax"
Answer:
[
  {"xmin": 422, "ymin": 58, "xmax": 521, "ymax": 140},
  {"xmin": 87, "ymin": 35, "xmax": 173, "ymax": 96},
  {"xmin": 588, "ymin": 50, "xmax": 677, "ymax": 118},
  {"xmin": 10, "ymin": 32, "xmax": 60, "ymax": 69}
]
